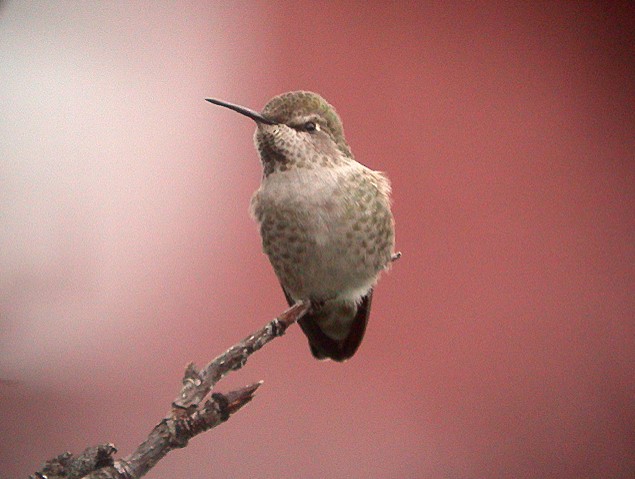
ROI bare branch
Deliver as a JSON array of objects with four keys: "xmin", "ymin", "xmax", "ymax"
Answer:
[
  {"xmin": 174, "ymin": 300, "xmax": 310, "ymax": 408},
  {"xmin": 31, "ymin": 301, "xmax": 311, "ymax": 479}
]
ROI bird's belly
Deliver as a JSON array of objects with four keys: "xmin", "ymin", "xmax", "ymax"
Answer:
[
  {"xmin": 251, "ymin": 166, "xmax": 394, "ymax": 302},
  {"xmin": 256, "ymin": 195, "xmax": 392, "ymax": 302},
  {"xmin": 265, "ymin": 225, "xmax": 380, "ymax": 302}
]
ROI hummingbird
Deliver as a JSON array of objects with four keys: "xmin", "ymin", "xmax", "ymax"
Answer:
[{"xmin": 207, "ymin": 91, "xmax": 395, "ymax": 361}]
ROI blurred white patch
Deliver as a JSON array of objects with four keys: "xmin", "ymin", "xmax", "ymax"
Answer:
[{"xmin": 0, "ymin": 2, "xmax": 265, "ymax": 388}]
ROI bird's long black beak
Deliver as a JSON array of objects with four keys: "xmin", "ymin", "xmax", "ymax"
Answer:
[{"xmin": 206, "ymin": 98, "xmax": 276, "ymax": 125}]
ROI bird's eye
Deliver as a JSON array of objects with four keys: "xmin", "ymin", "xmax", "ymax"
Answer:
[{"xmin": 304, "ymin": 121, "xmax": 317, "ymax": 132}]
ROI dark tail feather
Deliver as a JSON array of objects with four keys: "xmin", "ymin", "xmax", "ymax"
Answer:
[{"xmin": 282, "ymin": 287, "xmax": 372, "ymax": 362}]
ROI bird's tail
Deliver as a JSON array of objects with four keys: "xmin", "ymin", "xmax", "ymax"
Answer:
[{"xmin": 295, "ymin": 291, "xmax": 373, "ymax": 362}]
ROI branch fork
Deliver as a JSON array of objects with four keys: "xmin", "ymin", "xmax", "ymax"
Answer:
[{"xmin": 31, "ymin": 301, "xmax": 311, "ymax": 479}]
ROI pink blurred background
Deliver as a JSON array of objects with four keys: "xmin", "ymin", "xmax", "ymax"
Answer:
[{"xmin": 1, "ymin": 2, "xmax": 634, "ymax": 478}]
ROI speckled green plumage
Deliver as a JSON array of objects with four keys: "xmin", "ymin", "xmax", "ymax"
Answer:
[
  {"xmin": 252, "ymin": 165, "xmax": 393, "ymax": 300},
  {"xmin": 210, "ymin": 90, "xmax": 395, "ymax": 361}
]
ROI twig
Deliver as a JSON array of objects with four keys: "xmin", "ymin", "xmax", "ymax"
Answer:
[
  {"xmin": 174, "ymin": 300, "xmax": 310, "ymax": 409},
  {"xmin": 31, "ymin": 301, "xmax": 311, "ymax": 479}
]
